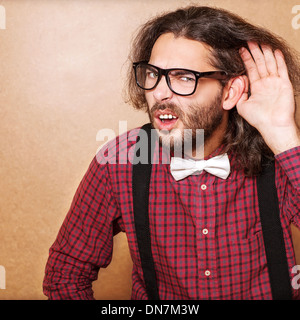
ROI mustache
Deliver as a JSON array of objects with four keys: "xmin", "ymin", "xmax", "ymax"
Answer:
[{"xmin": 149, "ymin": 102, "xmax": 184, "ymax": 118}]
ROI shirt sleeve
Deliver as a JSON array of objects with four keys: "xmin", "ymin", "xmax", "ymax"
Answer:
[
  {"xmin": 43, "ymin": 156, "xmax": 121, "ymax": 300},
  {"xmin": 275, "ymin": 145, "xmax": 300, "ymax": 227}
]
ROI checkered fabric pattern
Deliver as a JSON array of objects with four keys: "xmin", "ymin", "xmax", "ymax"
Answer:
[{"xmin": 43, "ymin": 126, "xmax": 300, "ymax": 300}]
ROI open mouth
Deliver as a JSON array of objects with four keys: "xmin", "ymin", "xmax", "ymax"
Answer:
[
  {"xmin": 154, "ymin": 111, "xmax": 179, "ymax": 131},
  {"xmin": 159, "ymin": 114, "xmax": 178, "ymax": 122}
]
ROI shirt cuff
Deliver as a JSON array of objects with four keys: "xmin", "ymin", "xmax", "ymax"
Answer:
[{"xmin": 275, "ymin": 145, "xmax": 300, "ymax": 192}]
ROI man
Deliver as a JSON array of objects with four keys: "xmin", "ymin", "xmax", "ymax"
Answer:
[{"xmin": 43, "ymin": 6, "xmax": 300, "ymax": 299}]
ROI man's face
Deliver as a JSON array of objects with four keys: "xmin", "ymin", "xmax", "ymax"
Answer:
[{"xmin": 145, "ymin": 33, "xmax": 227, "ymax": 153}]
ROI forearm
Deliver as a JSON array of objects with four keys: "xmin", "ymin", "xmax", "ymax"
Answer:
[
  {"xmin": 43, "ymin": 210, "xmax": 114, "ymax": 300},
  {"xmin": 275, "ymin": 145, "xmax": 300, "ymax": 228},
  {"xmin": 43, "ymin": 157, "xmax": 118, "ymax": 300},
  {"xmin": 275, "ymin": 145, "xmax": 300, "ymax": 193},
  {"xmin": 43, "ymin": 241, "xmax": 99, "ymax": 300}
]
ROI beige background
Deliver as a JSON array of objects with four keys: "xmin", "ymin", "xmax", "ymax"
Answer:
[{"xmin": 0, "ymin": 0, "xmax": 299, "ymax": 300}]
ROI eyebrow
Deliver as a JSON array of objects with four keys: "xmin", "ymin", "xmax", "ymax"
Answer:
[{"xmin": 169, "ymin": 69, "xmax": 195, "ymax": 74}]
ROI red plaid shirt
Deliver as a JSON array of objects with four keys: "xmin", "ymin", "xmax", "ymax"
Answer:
[{"xmin": 43, "ymin": 126, "xmax": 300, "ymax": 300}]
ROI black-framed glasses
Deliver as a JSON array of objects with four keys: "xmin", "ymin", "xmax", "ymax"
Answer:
[{"xmin": 133, "ymin": 61, "xmax": 228, "ymax": 96}]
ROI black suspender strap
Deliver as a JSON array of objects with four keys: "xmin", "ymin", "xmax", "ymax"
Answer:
[
  {"xmin": 256, "ymin": 160, "xmax": 292, "ymax": 300},
  {"xmin": 132, "ymin": 123, "xmax": 160, "ymax": 300}
]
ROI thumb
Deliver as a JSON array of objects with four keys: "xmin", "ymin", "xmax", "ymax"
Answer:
[
  {"xmin": 236, "ymin": 92, "xmax": 248, "ymax": 110},
  {"xmin": 236, "ymin": 75, "xmax": 249, "ymax": 108},
  {"xmin": 238, "ymin": 92, "xmax": 248, "ymax": 103}
]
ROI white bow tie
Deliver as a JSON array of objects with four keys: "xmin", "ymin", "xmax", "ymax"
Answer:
[{"xmin": 170, "ymin": 153, "xmax": 230, "ymax": 181}]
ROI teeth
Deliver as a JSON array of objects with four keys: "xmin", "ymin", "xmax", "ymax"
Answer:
[{"xmin": 159, "ymin": 114, "xmax": 177, "ymax": 120}]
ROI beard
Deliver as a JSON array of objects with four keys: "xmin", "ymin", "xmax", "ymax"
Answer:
[{"xmin": 147, "ymin": 87, "xmax": 225, "ymax": 157}]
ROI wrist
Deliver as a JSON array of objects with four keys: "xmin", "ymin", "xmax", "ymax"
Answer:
[{"xmin": 263, "ymin": 126, "xmax": 300, "ymax": 155}]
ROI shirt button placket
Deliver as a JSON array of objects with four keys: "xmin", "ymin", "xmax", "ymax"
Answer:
[{"xmin": 197, "ymin": 178, "xmax": 218, "ymax": 298}]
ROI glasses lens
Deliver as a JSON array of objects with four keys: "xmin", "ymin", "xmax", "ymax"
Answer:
[
  {"xmin": 168, "ymin": 70, "xmax": 196, "ymax": 95},
  {"xmin": 135, "ymin": 64, "xmax": 159, "ymax": 90},
  {"xmin": 134, "ymin": 63, "xmax": 198, "ymax": 95}
]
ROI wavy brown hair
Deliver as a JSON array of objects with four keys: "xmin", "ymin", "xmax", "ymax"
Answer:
[{"xmin": 125, "ymin": 6, "xmax": 300, "ymax": 175}]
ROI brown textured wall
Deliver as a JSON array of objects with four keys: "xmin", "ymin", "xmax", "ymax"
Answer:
[{"xmin": 0, "ymin": 0, "xmax": 299, "ymax": 299}]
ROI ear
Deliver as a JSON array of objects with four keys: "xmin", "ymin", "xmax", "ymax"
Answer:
[{"xmin": 222, "ymin": 76, "xmax": 248, "ymax": 110}]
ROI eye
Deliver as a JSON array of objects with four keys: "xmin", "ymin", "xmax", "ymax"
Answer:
[
  {"xmin": 170, "ymin": 70, "xmax": 196, "ymax": 83},
  {"xmin": 180, "ymin": 76, "xmax": 195, "ymax": 82},
  {"xmin": 145, "ymin": 67, "xmax": 159, "ymax": 79},
  {"xmin": 146, "ymin": 71, "xmax": 158, "ymax": 79}
]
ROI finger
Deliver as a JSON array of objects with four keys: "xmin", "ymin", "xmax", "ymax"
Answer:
[
  {"xmin": 247, "ymin": 41, "xmax": 269, "ymax": 78},
  {"xmin": 239, "ymin": 47, "xmax": 260, "ymax": 83},
  {"xmin": 274, "ymin": 49, "xmax": 290, "ymax": 80},
  {"xmin": 261, "ymin": 44, "xmax": 278, "ymax": 76}
]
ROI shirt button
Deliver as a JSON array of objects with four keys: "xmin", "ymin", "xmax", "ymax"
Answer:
[
  {"xmin": 205, "ymin": 270, "xmax": 211, "ymax": 277},
  {"xmin": 202, "ymin": 228, "xmax": 209, "ymax": 235},
  {"xmin": 200, "ymin": 184, "xmax": 207, "ymax": 190}
]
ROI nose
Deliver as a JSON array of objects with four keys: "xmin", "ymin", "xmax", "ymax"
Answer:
[{"xmin": 152, "ymin": 75, "xmax": 174, "ymax": 102}]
